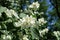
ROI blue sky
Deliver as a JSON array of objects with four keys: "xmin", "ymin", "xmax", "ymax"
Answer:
[{"xmin": 46, "ymin": 0, "xmax": 53, "ymax": 12}]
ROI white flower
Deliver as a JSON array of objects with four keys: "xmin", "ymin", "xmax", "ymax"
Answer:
[
  {"xmin": 53, "ymin": 31, "xmax": 60, "ymax": 40},
  {"xmin": 53, "ymin": 31, "xmax": 60, "ymax": 37},
  {"xmin": 1, "ymin": 35, "xmax": 12, "ymax": 40},
  {"xmin": 29, "ymin": 1, "xmax": 40, "ymax": 9},
  {"xmin": 20, "ymin": 15, "xmax": 36, "ymax": 27},
  {"xmin": 39, "ymin": 28, "xmax": 48, "ymax": 37},
  {"xmin": 1, "ymin": 35, "xmax": 7, "ymax": 39},
  {"xmin": 13, "ymin": 20, "xmax": 21, "ymax": 27},
  {"xmin": 38, "ymin": 18, "xmax": 47, "ymax": 26},
  {"xmin": 7, "ymin": 35, "xmax": 12, "ymax": 40},
  {"xmin": 57, "ymin": 31, "xmax": 60, "ymax": 36},
  {"xmin": 10, "ymin": 9, "xmax": 19, "ymax": 19},
  {"xmin": 23, "ymin": 35, "xmax": 29, "ymax": 40},
  {"xmin": 5, "ymin": 9, "xmax": 12, "ymax": 18},
  {"xmin": 14, "ymin": 15, "xmax": 36, "ymax": 27},
  {"xmin": 5, "ymin": 9, "xmax": 19, "ymax": 19},
  {"xmin": 34, "ymin": 11, "xmax": 38, "ymax": 14}
]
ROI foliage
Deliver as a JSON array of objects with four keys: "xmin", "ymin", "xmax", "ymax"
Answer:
[{"xmin": 0, "ymin": 0, "xmax": 60, "ymax": 40}]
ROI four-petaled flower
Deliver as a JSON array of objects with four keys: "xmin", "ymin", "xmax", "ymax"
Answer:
[
  {"xmin": 38, "ymin": 18, "xmax": 47, "ymax": 26},
  {"xmin": 29, "ymin": 1, "xmax": 40, "ymax": 9}
]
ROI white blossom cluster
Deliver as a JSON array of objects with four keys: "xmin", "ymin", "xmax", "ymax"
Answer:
[
  {"xmin": 13, "ymin": 15, "xmax": 47, "ymax": 28},
  {"xmin": 3, "ymin": 1, "xmax": 47, "ymax": 28},
  {"xmin": 0, "ymin": 0, "xmax": 59, "ymax": 40},
  {"xmin": 1, "ymin": 35, "xmax": 12, "ymax": 40},
  {"xmin": 53, "ymin": 31, "xmax": 60, "ymax": 40},
  {"xmin": 29, "ymin": 1, "xmax": 40, "ymax": 9},
  {"xmin": 5, "ymin": 9, "xmax": 19, "ymax": 19},
  {"xmin": 23, "ymin": 35, "xmax": 29, "ymax": 40},
  {"xmin": 39, "ymin": 28, "xmax": 49, "ymax": 37},
  {"xmin": 14, "ymin": 15, "xmax": 36, "ymax": 27},
  {"xmin": 38, "ymin": 18, "xmax": 47, "ymax": 26}
]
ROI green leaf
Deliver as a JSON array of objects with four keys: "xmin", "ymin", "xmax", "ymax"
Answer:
[
  {"xmin": 0, "ymin": 6, "xmax": 7, "ymax": 13},
  {"xmin": 30, "ymin": 27, "xmax": 39, "ymax": 39},
  {"xmin": 19, "ymin": 13, "xmax": 27, "ymax": 18}
]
